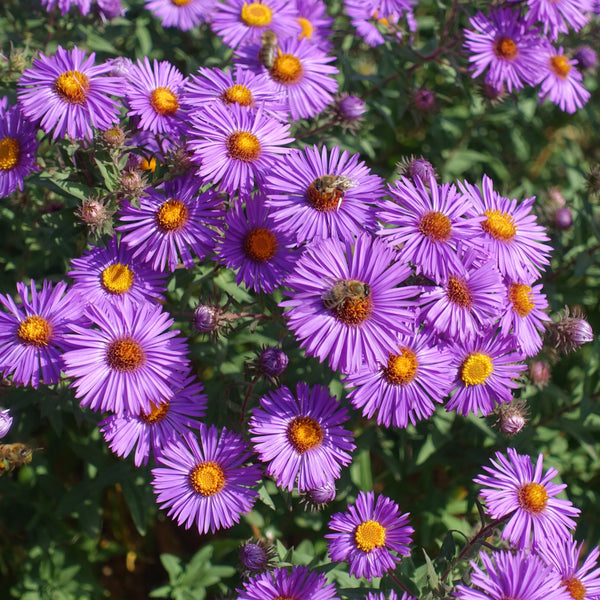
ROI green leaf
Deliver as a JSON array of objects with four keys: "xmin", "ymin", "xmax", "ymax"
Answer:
[{"xmin": 160, "ymin": 554, "xmax": 183, "ymax": 582}]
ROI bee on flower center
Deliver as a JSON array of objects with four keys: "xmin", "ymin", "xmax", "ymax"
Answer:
[{"xmin": 322, "ymin": 279, "xmax": 370, "ymax": 311}]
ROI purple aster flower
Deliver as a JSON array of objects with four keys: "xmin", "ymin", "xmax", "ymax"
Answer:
[
  {"xmin": 0, "ymin": 103, "xmax": 39, "ymax": 199},
  {"xmin": 326, "ymin": 490, "xmax": 413, "ymax": 581},
  {"xmin": 474, "ymin": 448, "xmax": 580, "ymax": 550},
  {"xmin": 455, "ymin": 549, "xmax": 571, "ymax": 600},
  {"xmin": 519, "ymin": 0, "xmax": 592, "ymax": 41},
  {"xmin": 117, "ymin": 175, "xmax": 223, "ymax": 272},
  {"xmin": 152, "ymin": 424, "xmax": 261, "ymax": 534},
  {"xmin": 281, "ymin": 233, "xmax": 418, "ymax": 374},
  {"xmin": 63, "ymin": 298, "xmax": 190, "ymax": 415},
  {"xmin": 236, "ymin": 566, "xmax": 339, "ymax": 600},
  {"xmin": 463, "ymin": 8, "xmax": 545, "ymax": 92},
  {"xmin": 68, "ymin": 236, "xmax": 168, "ymax": 307},
  {"xmin": 236, "ymin": 36, "xmax": 338, "ymax": 121},
  {"xmin": 216, "ymin": 193, "xmax": 297, "ymax": 293},
  {"xmin": 446, "ymin": 327, "xmax": 526, "ymax": 417},
  {"xmin": 0, "ymin": 409, "xmax": 13, "ymax": 439},
  {"xmin": 367, "ymin": 592, "xmax": 416, "ymax": 600},
  {"xmin": 41, "ymin": 0, "xmax": 92, "ymax": 15},
  {"xmin": 460, "ymin": 175, "xmax": 552, "ymax": 280},
  {"xmin": 265, "ymin": 144, "xmax": 385, "ymax": 244},
  {"xmin": 144, "ymin": 0, "xmax": 215, "ymax": 30},
  {"xmin": 125, "ymin": 58, "xmax": 187, "ymax": 136},
  {"xmin": 498, "ymin": 277, "xmax": 550, "ymax": 357},
  {"xmin": 188, "ymin": 103, "xmax": 293, "ymax": 198},
  {"xmin": 419, "ymin": 250, "xmax": 505, "ymax": 340},
  {"xmin": 183, "ymin": 65, "xmax": 287, "ymax": 120},
  {"xmin": 343, "ymin": 328, "xmax": 454, "ymax": 428},
  {"xmin": 96, "ymin": 0, "xmax": 126, "ymax": 20},
  {"xmin": 210, "ymin": 0, "xmax": 300, "ymax": 50},
  {"xmin": 249, "ymin": 382, "xmax": 355, "ymax": 492},
  {"xmin": 377, "ymin": 175, "xmax": 484, "ymax": 283},
  {"xmin": 535, "ymin": 47, "xmax": 590, "ymax": 114},
  {"xmin": 536, "ymin": 536, "xmax": 600, "ymax": 600},
  {"xmin": 0, "ymin": 280, "xmax": 84, "ymax": 389},
  {"xmin": 17, "ymin": 45, "xmax": 122, "ymax": 140},
  {"xmin": 294, "ymin": 0, "xmax": 335, "ymax": 53},
  {"xmin": 99, "ymin": 371, "xmax": 207, "ymax": 466}
]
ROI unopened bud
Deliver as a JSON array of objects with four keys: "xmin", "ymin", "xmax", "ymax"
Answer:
[
  {"xmin": 76, "ymin": 197, "xmax": 115, "ymax": 235},
  {"xmin": 258, "ymin": 347, "xmax": 288, "ymax": 379},
  {"xmin": 107, "ymin": 56, "xmax": 133, "ymax": 78},
  {"xmin": 239, "ymin": 539, "xmax": 277, "ymax": 576},
  {"xmin": 102, "ymin": 126, "xmax": 125, "ymax": 147},
  {"xmin": 193, "ymin": 305, "xmax": 219, "ymax": 334},
  {"xmin": 413, "ymin": 88, "xmax": 436, "ymax": 113},
  {"xmin": 337, "ymin": 94, "xmax": 366, "ymax": 121},
  {"xmin": 494, "ymin": 399, "xmax": 529, "ymax": 436},
  {"xmin": 397, "ymin": 156, "xmax": 436, "ymax": 186},
  {"xmin": 482, "ymin": 81, "xmax": 505, "ymax": 101},
  {"xmin": 97, "ymin": 0, "xmax": 125, "ymax": 19},
  {"xmin": 299, "ymin": 482, "xmax": 336, "ymax": 511},
  {"xmin": 8, "ymin": 46, "xmax": 27, "ymax": 74},
  {"xmin": 574, "ymin": 46, "xmax": 597, "ymax": 71},
  {"xmin": 555, "ymin": 207, "xmax": 572, "ymax": 230},
  {"xmin": 120, "ymin": 169, "xmax": 145, "ymax": 196},
  {"xmin": 0, "ymin": 408, "xmax": 13, "ymax": 439},
  {"xmin": 546, "ymin": 306, "xmax": 594, "ymax": 354},
  {"xmin": 529, "ymin": 360, "xmax": 550, "ymax": 388},
  {"xmin": 586, "ymin": 165, "xmax": 600, "ymax": 195}
]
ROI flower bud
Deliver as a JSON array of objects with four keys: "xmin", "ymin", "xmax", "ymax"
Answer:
[
  {"xmin": 102, "ymin": 126, "xmax": 125, "ymax": 147},
  {"xmin": 397, "ymin": 156, "xmax": 436, "ymax": 186},
  {"xmin": 413, "ymin": 88, "xmax": 436, "ymax": 112},
  {"xmin": 299, "ymin": 482, "xmax": 336, "ymax": 511},
  {"xmin": 120, "ymin": 169, "xmax": 145, "ymax": 196},
  {"xmin": 97, "ymin": 0, "xmax": 126, "ymax": 19},
  {"xmin": 258, "ymin": 347, "xmax": 289, "ymax": 379},
  {"xmin": 0, "ymin": 409, "xmax": 13, "ymax": 439},
  {"xmin": 529, "ymin": 360, "xmax": 550, "ymax": 388},
  {"xmin": 494, "ymin": 399, "xmax": 529, "ymax": 436},
  {"xmin": 554, "ymin": 207, "xmax": 572, "ymax": 230},
  {"xmin": 76, "ymin": 197, "xmax": 115, "ymax": 234},
  {"xmin": 239, "ymin": 539, "xmax": 277, "ymax": 576},
  {"xmin": 574, "ymin": 46, "xmax": 597, "ymax": 71},
  {"xmin": 8, "ymin": 46, "xmax": 27, "ymax": 75},
  {"xmin": 546, "ymin": 307, "xmax": 594, "ymax": 354},
  {"xmin": 193, "ymin": 305, "xmax": 220, "ymax": 334},
  {"xmin": 337, "ymin": 94, "xmax": 366, "ymax": 121}
]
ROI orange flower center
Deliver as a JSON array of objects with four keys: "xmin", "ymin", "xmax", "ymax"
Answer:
[
  {"xmin": 383, "ymin": 348, "xmax": 419, "ymax": 385},
  {"xmin": 509, "ymin": 283, "xmax": 534, "ymax": 317},
  {"xmin": 564, "ymin": 577, "xmax": 586, "ymax": 600},
  {"xmin": 333, "ymin": 295, "xmax": 373, "ymax": 326},
  {"xmin": 0, "ymin": 137, "xmax": 20, "ymax": 171},
  {"xmin": 270, "ymin": 53, "xmax": 304, "ymax": 84},
  {"xmin": 550, "ymin": 55, "xmax": 571, "ymax": 79},
  {"xmin": 482, "ymin": 209, "xmax": 517, "ymax": 241},
  {"xmin": 221, "ymin": 84, "xmax": 254, "ymax": 107},
  {"xmin": 17, "ymin": 315, "xmax": 51, "ymax": 347},
  {"xmin": 226, "ymin": 131, "xmax": 262, "ymax": 161},
  {"xmin": 418, "ymin": 211, "xmax": 452, "ymax": 242},
  {"xmin": 518, "ymin": 482, "xmax": 548, "ymax": 513},
  {"xmin": 189, "ymin": 461, "xmax": 225, "ymax": 496},
  {"xmin": 139, "ymin": 400, "xmax": 170, "ymax": 424},
  {"xmin": 297, "ymin": 17, "xmax": 313, "ymax": 40},
  {"xmin": 240, "ymin": 2, "xmax": 272, "ymax": 26},
  {"xmin": 171, "ymin": 0, "xmax": 192, "ymax": 5},
  {"xmin": 150, "ymin": 87, "xmax": 180, "ymax": 116},
  {"xmin": 286, "ymin": 416, "xmax": 323, "ymax": 454},
  {"xmin": 54, "ymin": 70, "xmax": 90, "ymax": 104},
  {"xmin": 243, "ymin": 227, "xmax": 278, "ymax": 262},
  {"xmin": 106, "ymin": 337, "xmax": 146, "ymax": 372},
  {"xmin": 446, "ymin": 276, "xmax": 473, "ymax": 308},
  {"xmin": 156, "ymin": 199, "xmax": 188, "ymax": 232},
  {"xmin": 494, "ymin": 37, "xmax": 518, "ymax": 60}
]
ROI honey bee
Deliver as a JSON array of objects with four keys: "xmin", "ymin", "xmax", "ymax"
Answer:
[
  {"xmin": 313, "ymin": 174, "xmax": 358, "ymax": 195},
  {"xmin": 259, "ymin": 29, "xmax": 278, "ymax": 70},
  {"xmin": 322, "ymin": 279, "xmax": 371, "ymax": 311},
  {"xmin": 0, "ymin": 443, "xmax": 33, "ymax": 476}
]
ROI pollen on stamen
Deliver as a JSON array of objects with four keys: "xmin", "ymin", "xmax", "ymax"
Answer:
[
  {"xmin": 0, "ymin": 137, "xmax": 20, "ymax": 171},
  {"xmin": 17, "ymin": 315, "xmax": 52, "ymax": 347},
  {"xmin": 306, "ymin": 180, "xmax": 343, "ymax": 212},
  {"xmin": 139, "ymin": 400, "xmax": 170, "ymax": 425},
  {"xmin": 482, "ymin": 209, "xmax": 517, "ymax": 241},
  {"xmin": 150, "ymin": 87, "xmax": 180, "ymax": 116},
  {"xmin": 494, "ymin": 37, "xmax": 518, "ymax": 60},
  {"xmin": 517, "ymin": 481, "xmax": 548, "ymax": 513},
  {"xmin": 382, "ymin": 348, "xmax": 419, "ymax": 386},
  {"xmin": 243, "ymin": 227, "xmax": 278, "ymax": 262},
  {"xmin": 564, "ymin": 577, "xmax": 586, "ymax": 600},
  {"xmin": 156, "ymin": 199, "xmax": 189, "ymax": 232},
  {"xmin": 54, "ymin": 70, "xmax": 90, "ymax": 104},
  {"xmin": 446, "ymin": 276, "xmax": 473, "ymax": 308},
  {"xmin": 297, "ymin": 17, "xmax": 313, "ymax": 40},
  {"xmin": 354, "ymin": 520, "xmax": 386, "ymax": 552},
  {"xmin": 550, "ymin": 55, "xmax": 572, "ymax": 79},
  {"xmin": 333, "ymin": 296, "xmax": 373, "ymax": 326},
  {"xmin": 509, "ymin": 283, "xmax": 534, "ymax": 317},
  {"xmin": 460, "ymin": 352, "xmax": 494, "ymax": 386},
  {"xmin": 189, "ymin": 461, "xmax": 226, "ymax": 496},
  {"xmin": 226, "ymin": 131, "xmax": 262, "ymax": 161},
  {"xmin": 171, "ymin": 0, "xmax": 193, "ymax": 5},
  {"xmin": 221, "ymin": 84, "xmax": 254, "ymax": 107},
  {"xmin": 418, "ymin": 211, "xmax": 452, "ymax": 242},
  {"xmin": 101, "ymin": 263, "xmax": 135, "ymax": 295},
  {"xmin": 270, "ymin": 53, "xmax": 304, "ymax": 84},
  {"xmin": 240, "ymin": 1, "xmax": 273, "ymax": 27},
  {"xmin": 286, "ymin": 416, "xmax": 324, "ymax": 454},
  {"xmin": 106, "ymin": 337, "xmax": 146, "ymax": 372}
]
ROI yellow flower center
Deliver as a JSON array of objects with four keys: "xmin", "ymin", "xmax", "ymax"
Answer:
[
  {"xmin": 517, "ymin": 482, "xmax": 548, "ymax": 513},
  {"xmin": 150, "ymin": 87, "xmax": 180, "ymax": 116},
  {"xmin": 171, "ymin": 0, "xmax": 192, "ymax": 5},
  {"xmin": 240, "ymin": 2, "xmax": 272, "ymax": 26},
  {"xmin": 287, "ymin": 416, "xmax": 323, "ymax": 454},
  {"xmin": 482, "ymin": 209, "xmax": 517, "ymax": 241},
  {"xmin": 509, "ymin": 283, "xmax": 534, "ymax": 317},
  {"xmin": 446, "ymin": 276, "xmax": 473, "ymax": 308},
  {"xmin": 243, "ymin": 227, "xmax": 278, "ymax": 262},
  {"xmin": 354, "ymin": 520, "xmax": 386, "ymax": 552},
  {"xmin": 383, "ymin": 348, "xmax": 419, "ymax": 386},
  {"xmin": 189, "ymin": 461, "xmax": 225, "ymax": 496},
  {"xmin": 140, "ymin": 157, "xmax": 157, "ymax": 172},
  {"xmin": 373, "ymin": 10, "xmax": 390, "ymax": 26},
  {"xmin": 564, "ymin": 577, "xmax": 586, "ymax": 600},
  {"xmin": 221, "ymin": 84, "xmax": 254, "ymax": 107},
  {"xmin": 297, "ymin": 17, "xmax": 313, "ymax": 40},
  {"xmin": 106, "ymin": 337, "xmax": 146, "ymax": 372},
  {"xmin": 494, "ymin": 37, "xmax": 518, "ymax": 60},
  {"xmin": 306, "ymin": 178, "xmax": 344, "ymax": 212},
  {"xmin": 0, "ymin": 137, "xmax": 20, "ymax": 171},
  {"xmin": 550, "ymin": 55, "xmax": 571, "ymax": 79},
  {"xmin": 460, "ymin": 352, "xmax": 493, "ymax": 386},
  {"xmin": 101, "ymin": 263, "xmax": 135, "ymax": 295},
  {"xmin": 17, "ymin": 315, "xmax": 51, "ymax": 347},
  {"xmin": 139, "ymin": 400, "xmax": 170, "ymax": 424},
  {"xmin": 418, "ymin": 211, "xmax": 452, "ymax": 242},
  {"xmin": 156, "ymin": 199, "xmax": 188, "ymax": 232},
  {"xmin": 333, "ymin": 296, "xmax": 373, "ymax": 326},
  {"xmin": 54, "ymin": 70, "xmax": 90, "ymax": 104},
  {"xmin": 270, "ymin": 53, "xmax": 304, "ymax": 84},
  {"xmin": 226, "ymin": 131, "xmax": 262, "ymax": 161}
]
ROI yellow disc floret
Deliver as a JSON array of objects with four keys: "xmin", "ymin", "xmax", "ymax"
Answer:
[{"xmin": 189, "ymin": 461, "xmax": 225, "ymax": 496}]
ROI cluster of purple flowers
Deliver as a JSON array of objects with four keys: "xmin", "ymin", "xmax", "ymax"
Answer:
[{"xmin": 464, "ymin": 3, "xmax": 592, "ymax": 113}]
